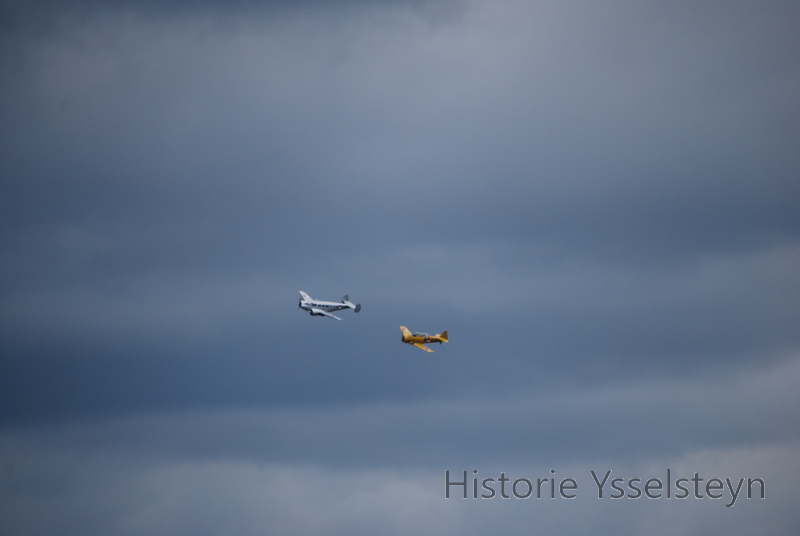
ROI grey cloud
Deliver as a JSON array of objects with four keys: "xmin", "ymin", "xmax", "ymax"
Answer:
[
  {"xmin": 1, "ymin": 1, "xmax": 799, "ymax": 533},
  {"xmin": 2, "ymin": 361, "xmax": 799, "ymax": 534},
  {"xmin": 4, "ymin": 355, "xmax": 797, "ymax": 468},
  {"xmin": 2, "ymin": 241, "xmax": 798, "ymax": 423}
]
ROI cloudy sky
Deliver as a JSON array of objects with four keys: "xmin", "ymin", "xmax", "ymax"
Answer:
[{"xmin": 1, "ymin": 0, "xmax": 799, "ymax": 534}]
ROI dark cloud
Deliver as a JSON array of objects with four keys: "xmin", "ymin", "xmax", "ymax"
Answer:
[{"xmin": 1, "ymin": 0, "xmax": 799, "ymax": 533}]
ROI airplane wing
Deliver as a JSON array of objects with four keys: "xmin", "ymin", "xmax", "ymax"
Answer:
[
  {"xmin": 311, "ymin": 308, "xmax": 341, "ymax": 320},
  {"xmin": 412, "ymin": 342, "xmax": 435, "ymax": 353},
  {"xmin": 299, "ymin": 291, "xmax": 312, "ymax": 301}
]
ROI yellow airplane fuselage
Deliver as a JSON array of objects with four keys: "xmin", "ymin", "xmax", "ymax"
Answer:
[{"xmin": 400, "ymin": 326, "xmax": 448, "ymax": 353}]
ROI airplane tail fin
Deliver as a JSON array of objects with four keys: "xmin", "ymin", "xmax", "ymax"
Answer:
[
  {"xmin": 341, "ymin": 295, "xmax": 361, "ymax": 313},
  {"xmin": 439, "ymin": 330, "xmax": 448, "ymax": 342}
]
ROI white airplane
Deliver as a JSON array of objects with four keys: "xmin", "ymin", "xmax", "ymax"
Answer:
[{"xmin": 298, "ymin": 291, "xmax": 361, "ymax": 320}]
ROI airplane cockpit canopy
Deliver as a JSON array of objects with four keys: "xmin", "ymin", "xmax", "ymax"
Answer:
[{"xmin": 413, "ymin": 332, "xmax": 430, "ymax": 338}]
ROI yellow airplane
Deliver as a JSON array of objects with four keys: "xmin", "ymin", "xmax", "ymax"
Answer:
[{"xmin": 400, "ymin": 326, "xmax": 448, "ymax": 353}]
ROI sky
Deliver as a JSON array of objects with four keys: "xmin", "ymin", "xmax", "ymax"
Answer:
[{"xmin": 1, "ymin": 0, "xmax": 799, "ymax": 534}]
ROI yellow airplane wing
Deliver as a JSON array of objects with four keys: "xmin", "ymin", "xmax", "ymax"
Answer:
[{"xmin": 412, "ymin": 342, "xmax": 435, "ymax": 353}]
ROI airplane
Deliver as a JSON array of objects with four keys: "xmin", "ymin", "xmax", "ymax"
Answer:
[
  {"xmin": 400, "ymin": 326, "xmax": 448, "ymax": 353},
  {"xmin": 298, "ymin": 291, "xmax": 361, "ymax": 320}
]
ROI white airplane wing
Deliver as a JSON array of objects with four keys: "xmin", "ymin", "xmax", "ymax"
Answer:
[
  {"xmin": 299, "ymin": 291, "xmax": 312, "ymax": 301},
  {"xmin": 311, "ymin": 308, "xmax": 341, "ymax": 320}
]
